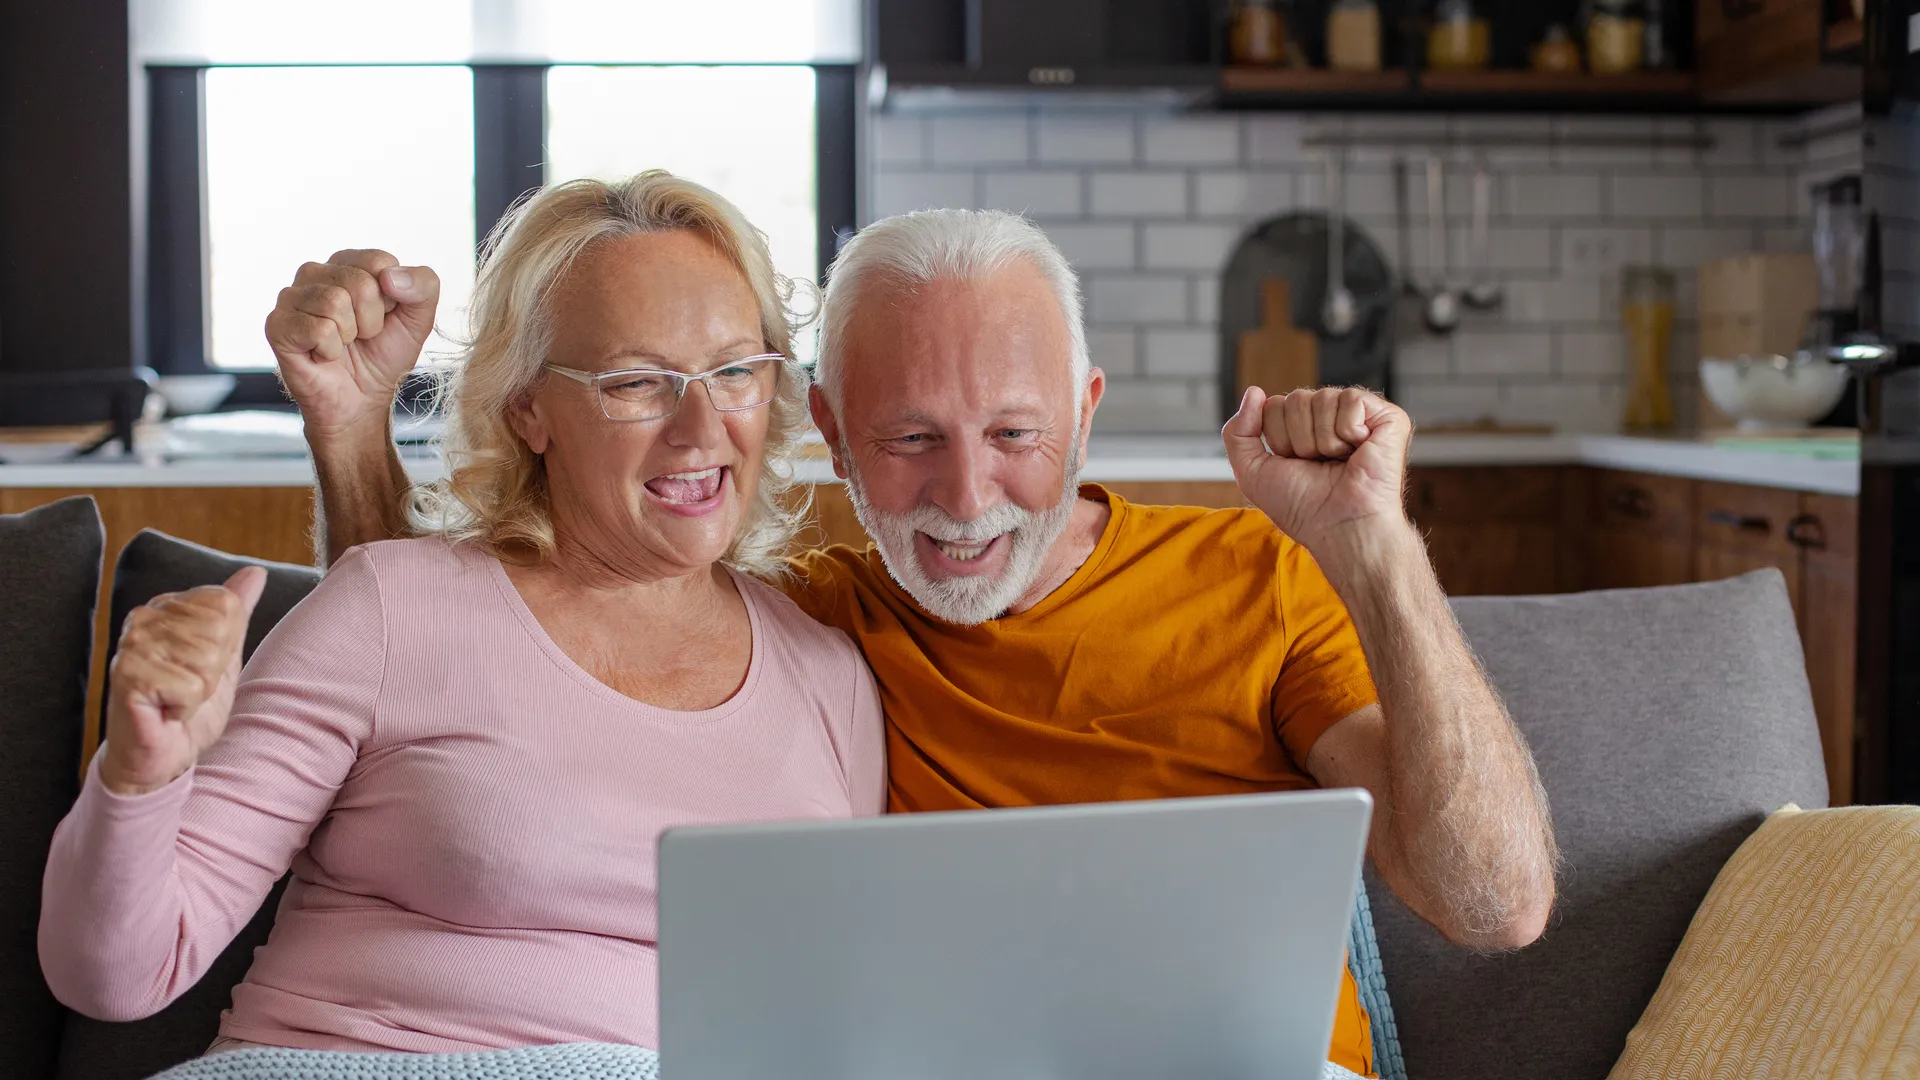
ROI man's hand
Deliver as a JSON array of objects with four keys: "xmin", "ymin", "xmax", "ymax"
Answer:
[
  {"xmin": 98, "ymin": 568, "xmax": 267, "ymax": 797},
  {"xmin": 265, "ymin": 249, "xmax": 440, "ymax": 445},
  {"xmin": 1222, "ymin": 385, "xmax": 1412, "ymax": 550}
]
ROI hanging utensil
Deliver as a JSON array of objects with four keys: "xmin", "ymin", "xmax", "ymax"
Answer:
[
  {"xmin": 1394, "ymin": 156, "xmax": 1419, "ymax": 299},
  {"xmin": 1464, "ymin": 153, "xmax": 1504, "ymax": 311},
  {"xmin": 1422, "ymin": 153, "xmax": 1461, "ymax": 334},
  {"xmin": 1322, "ymin": 150, "xmax": 1358, "ymax": 337}
]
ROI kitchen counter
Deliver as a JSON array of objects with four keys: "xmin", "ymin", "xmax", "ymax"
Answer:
[{"xmin": 0, "ymin": 433, "xmax": 1861, "ymax": 496}]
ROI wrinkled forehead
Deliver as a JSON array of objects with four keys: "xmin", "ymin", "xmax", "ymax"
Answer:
[{"xmin": 836, "ymin": 265, "xmax": 1078, "ymax": 423}]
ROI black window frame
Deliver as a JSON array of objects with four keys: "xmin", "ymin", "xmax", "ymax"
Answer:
[{"xmin": 145, "ymin": 61, "xmax": 859, "ymax": 410}]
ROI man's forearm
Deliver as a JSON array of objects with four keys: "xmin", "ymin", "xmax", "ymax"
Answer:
[
  {"xmin": 1318, "ymin": 521, "xmax": 1558, "ymax": 950},
  {"xmin": 309, "ymin": 422, "xmax": 415, "ymax": 567}
]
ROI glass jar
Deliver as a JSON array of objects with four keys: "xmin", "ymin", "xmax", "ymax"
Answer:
[
  {"xmin": 1229, "ymin": 0, "xmax": 1288, "ymax": 66},
  {"xmin": 1587, "ymin": 0, "xmax": 1646, "ymax": 74},
  {"xmin": 1427, "ymin": 0, "xmax": 1491, "ymax": 70},
  {"xmin": 1327, "ymin": 0, "xmax": 1382, "ymax": 72},
  {"xmin": 1622, "ymin": 266, "xmax": 1676, "ymax": 430}
]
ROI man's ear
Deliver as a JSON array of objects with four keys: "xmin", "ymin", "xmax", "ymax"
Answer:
[
  {"xmin": 808, "ymin": 384, "xmax": 849, "ymax": 480},
  {"xmin": 1078, "ymin": 366, "xmax": 1106, "ymax": 454},
  {"xmin": 508, "ymin": 387, "xmax": 551, "ymax": 455}
]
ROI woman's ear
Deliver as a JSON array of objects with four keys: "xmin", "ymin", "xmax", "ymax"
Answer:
[{"xmin": 508, "ymin": 386, "xmax": 552, "ymax": 455}]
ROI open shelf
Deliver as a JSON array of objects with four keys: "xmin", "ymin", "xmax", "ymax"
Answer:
[
  {"xmin": 1418, "ymin": 69, "xmax": 1697, "ymax": 96},
  {"xmin": 1219, "ymin": 67, "xmax": 1409, "ymax": 95}
]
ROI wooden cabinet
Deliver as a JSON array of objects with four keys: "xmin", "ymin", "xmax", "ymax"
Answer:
[
  {"xmin": 1792, "ymin": 493, "xmax": 1860, "ymax": 804},
  {"xmin": 1693, "ymin": 480, "xmax": 1804, "ymax": 611},
  {"xmin": 1407, "ymin": 467, "xmax": 1571, "ymax": 596},
  {"xmin": 1695, "ymin": 0, "xmax": 1860, "ymax": 103},
  {"xmin": 1585, "ymin": 469, "xmax": 1697, "ymax": 589},
  {"xmin": 875, "ymin": 0, "xmax": 1213, "ymax": 89}
]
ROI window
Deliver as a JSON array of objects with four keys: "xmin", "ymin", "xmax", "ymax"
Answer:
[
  {"xmin": 202, "ymin": 66, "xmax": 477, "ymax": 369},
  {"xmin": 544, "ymin": 65, "xmax": 821, "ymax": 360}
]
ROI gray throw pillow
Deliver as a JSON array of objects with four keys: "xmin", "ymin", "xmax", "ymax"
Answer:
[{"xmin": 0, "ymin": 495, "xmax": 105, "ymax": 1080}]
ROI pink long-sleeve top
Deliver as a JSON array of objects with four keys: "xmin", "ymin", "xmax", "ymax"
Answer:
[{"xmin": 40, "ymin": 536, "xmax": 885, "ymax": 1053}]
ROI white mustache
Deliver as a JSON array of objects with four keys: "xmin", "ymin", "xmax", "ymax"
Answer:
[{"xmin": 896, "ymin": 502, "xmax": 1034, "ymax": 543}]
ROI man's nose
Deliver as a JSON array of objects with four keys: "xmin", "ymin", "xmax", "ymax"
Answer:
[
  {"xmin": 661, "ymin": 379, "xmax": 726, "ymax": 448},
  {"xmin": 933, "ymin": 438, "xmax": 999, "ymax": 522}
]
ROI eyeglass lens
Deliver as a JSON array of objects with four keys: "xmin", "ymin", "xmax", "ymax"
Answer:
[{"xmin": 597, "ymin": 357, "xmax": 778, "ymax": 421}]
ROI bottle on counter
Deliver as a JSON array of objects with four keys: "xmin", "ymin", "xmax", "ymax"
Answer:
[
  {"xmin": 1326, "ymin": 0, "xmax": 1383, "ymax": 72},
  {"xmin": 1229, "ymin": 0, "xmax": 1288, "ymax": 66},
  {"xmin": 1427, "ymin": 0, "xmax": 1491, "ymax": 70},
  {"xmin": 1622, "ymin": 266, "xmax": 1677, "ymax": 430}
]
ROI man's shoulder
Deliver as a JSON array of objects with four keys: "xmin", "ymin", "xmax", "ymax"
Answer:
[
  {"xmin": 777, "ymin": 543, "xmax": 888, "ymax": 621},
  {"xmin": 1115, "ymin": 499, "xmax": 1292, "ymax": 565}
]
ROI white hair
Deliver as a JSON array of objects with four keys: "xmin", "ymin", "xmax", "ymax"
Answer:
[{"xmin": 814, "ymin": 209, "xmax": 1089, "ymax": 403}]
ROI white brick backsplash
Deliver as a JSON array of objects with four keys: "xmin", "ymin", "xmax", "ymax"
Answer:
[
  {"xmin": 1246, "ymin": 116, "xmax": 1306, "ymax": 164},
  {"xmin": 1143, "ymin": 223, "xmax": 1241, "ymax": 271},
  {"xmin": 980, "ymin": 171, "xmax": 1083, "ymax": 217},
  {"xmin": 1090, "ymin": 173, "xmax": 1187, "ymax": 216},
  {"xmin": 1087, "ymin": 329, "xmax": 1140, "ymax": 377},
  {"xmin": 1142, "ymin": 118, "xmax": 1241, "ymax": 165},
  {"xmin": 1558, "ymin": 329, "xmax": 1624, "ymax": 376},
  {"xmin": 928, "ymin": 117, "xmax": 1030, "ymax": 166},
  {"xmin": 871, "ymin": 115, "xmax": 925, "ymax": 166},
  {"xmin": 854, "ymin": 103, "xmax": 1811, "ymax": 434},
  {"xmin": 1092, "ymin": 380, "xmax": 1214, "ymax": 433},
  {"xmin": 1610, "ymin": 174, "xmax": 1707, "ymax": 219},
  {"xmin": 1504, "ymin": 173, "xmax": 1603, "ymax": 219},
  {"xmin": 870, "ymin": 171, "xmax": 975, "ymax": 220},
  {"xmin": 1658, "ymin": 225, "xmax": 1759, "ymax": 266},
  {"xmin": 1042, "ymin": 222, "xmax": 1136, "ymax": 270},
  {"xmin": 1088, "ymin": 275, "xmax": 1189, "ymax": 323},
  {"xmin": 1391, "ymin": 379, "xmax": 1504, "ymax": 426},
  {"xmin": 1192, "ymin": 277, "xmax": 1221, "ymax": 323},
  {"xmin": 1708, "ymin": 175, "xmax": 1792, "ymax": 219},
  {"xmin": 1501, "ymin": 380, "xmax": 1624, "ymax": 432},
  {"xmin": 1394, "ymin": 337, "xmax": 1453, "ymax": 377},
  {"xmin": 1557, "ymin": 226, "xmax": 1655, "ymax": 276},
  {"xmin": 1195, "ymin": 171, "xmax": 1295, "ymax": 218},
  {"xmin": 1142, "ymin": 328, "xmax": 1216, "ymax": 376},
  {"xmin": 1035, "ymin": 115, "xmax": 1136, "ymax": 164},
  {"xmin": 1454, "ymin": 330, "xmax": 1555, "ymax": 376},
  {"xmin": 1503, "ymin": 278, "xmax": 1606, "ymax": 323}
]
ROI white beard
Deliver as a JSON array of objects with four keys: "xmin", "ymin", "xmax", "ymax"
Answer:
[{"xmin": 843, "ymin": 440, "xmax": 1084, "ymax": 626}]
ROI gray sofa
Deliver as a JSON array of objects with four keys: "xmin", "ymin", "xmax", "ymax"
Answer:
[{"xmin": 1, "ymin": 497, "xmax": 1828, "ymax": 1080}]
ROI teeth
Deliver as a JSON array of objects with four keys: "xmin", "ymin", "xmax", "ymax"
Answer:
[
  {"xmin": 934, "ymin": 538, "xmax": 993, "ymax": 562},
  {"xmin": 660, "ymin": 468, "xmax": 721, "ymax": 482}
]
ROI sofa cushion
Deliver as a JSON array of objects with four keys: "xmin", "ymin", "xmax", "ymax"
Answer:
[
  {"xmin": 0, "ymin": 496, "xmax": 105, "ymax": 1080},
  {"xmin": 1367, "ymin": 570, "xmax": 1830, "ymax": 1080},
  {"xmin": 1609, "ymin": 803, "xmax": 1920, "ymax": 1077},
  {"xmin": 59, "ymin": 530, "xmax": 318, "ymax": 1080}
]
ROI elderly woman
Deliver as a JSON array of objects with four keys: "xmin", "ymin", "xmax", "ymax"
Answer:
[{"xmin": 38, "ymin": 172, "xmax": 885, "ymax": 1056}]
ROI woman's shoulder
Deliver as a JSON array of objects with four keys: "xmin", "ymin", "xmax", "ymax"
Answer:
[
  {"xmin": 332, "ymin": 535, "xmax": 503, "ymax": 609},
  {"xmin": 732, "ymin": 570, "xmax": 868, "ymax": 675}
]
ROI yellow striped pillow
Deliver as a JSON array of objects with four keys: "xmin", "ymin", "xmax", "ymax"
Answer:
[{"xmin": 1608, "ymin": 804, "xmax": 1920, "ymax": 1079}]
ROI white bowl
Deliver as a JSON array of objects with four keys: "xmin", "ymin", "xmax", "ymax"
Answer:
[
  {"xmin": 1699, "ymin": 355, "xmax": 1850, "ymax": 431},
  {"xmin": 154, "ymin": 374, "xmax": 238, "ymax": 416}
]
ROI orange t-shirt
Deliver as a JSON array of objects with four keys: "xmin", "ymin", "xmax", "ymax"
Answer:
[{"xmin": 781, "ymin": 484, "xmax": 1381, "ymax": 1075}]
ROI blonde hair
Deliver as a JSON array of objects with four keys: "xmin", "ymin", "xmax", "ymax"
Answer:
[{"xmin": 412, "ymin": 171, "xmax": 813, "ymax": 576}]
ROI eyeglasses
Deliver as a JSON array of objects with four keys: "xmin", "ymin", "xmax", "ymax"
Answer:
[{"xmin": 543, "ymin": 354, "xmax": 783, "ymax": 422}]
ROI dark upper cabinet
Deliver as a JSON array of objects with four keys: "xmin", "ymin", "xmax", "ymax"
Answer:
[
  {"xmin": 875, "ymin": 0, "xmax": 1214, "ymax": 88},
  {"xmin": 1696, "ymin": 0, "xmax": 1862, "ymax": 102}
]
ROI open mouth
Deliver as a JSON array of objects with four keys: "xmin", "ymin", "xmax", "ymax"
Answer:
[
  {"xmin": 644, "ymin": 466, "xmax": 727, "ymax": 507},
  {"xmin": 915, "ymin": 531, "xmax": 1008, "ymax": 576}
]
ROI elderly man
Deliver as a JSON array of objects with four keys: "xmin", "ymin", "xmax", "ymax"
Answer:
[{"xmin": 286, "ymin": 208, "xmax": 1556, "ymax": 1076}]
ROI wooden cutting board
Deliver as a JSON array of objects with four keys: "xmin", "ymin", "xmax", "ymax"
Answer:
[{"xmin": 1236, "ymin": 278, "xmax": 1318, "ymax": 400}]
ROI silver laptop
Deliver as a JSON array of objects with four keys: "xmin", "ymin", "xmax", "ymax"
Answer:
[{"xmin": 658, "ymin": 788, "xmax": 1372, "ymax": 1080}]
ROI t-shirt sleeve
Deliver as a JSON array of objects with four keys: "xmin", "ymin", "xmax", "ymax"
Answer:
[
  {"xmin": 1270, "ymin": 535, "xmax": 1380, "ymax": 770},
  {"xmin": 38, "ymin": 547, "xmax": 384, "ymax": 1021}
]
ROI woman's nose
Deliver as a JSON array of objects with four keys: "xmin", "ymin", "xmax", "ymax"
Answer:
[{"xmin": 660, "ymin": 380, "xmax": 727, "ymax": 447}]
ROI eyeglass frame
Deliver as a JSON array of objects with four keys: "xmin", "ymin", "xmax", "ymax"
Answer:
[{"xmin": 542, "ymin": 353, "xmax": 786, "ymax": 422}]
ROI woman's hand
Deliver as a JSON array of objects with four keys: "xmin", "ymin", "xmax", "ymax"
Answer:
[
  {"xmin": 98, "ymin": 568, "xmax": 267, "ymax": 796},
  {"xmin": 265, "ymin": 249, "xmax": 440, "ymax": 447}
]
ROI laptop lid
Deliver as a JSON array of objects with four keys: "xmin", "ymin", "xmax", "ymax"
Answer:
[{"xmin": 659, "ymin": 788, "xmax": 1372, "ymax": 1080}]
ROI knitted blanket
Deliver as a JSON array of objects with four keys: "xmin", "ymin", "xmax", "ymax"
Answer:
[{"xmin": 149, "ymin": 1043, "xmax": 1372, "ymax": 1079}]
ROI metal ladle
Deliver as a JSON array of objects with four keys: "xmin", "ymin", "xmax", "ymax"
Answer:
[
  {"xmin": 1422, "ymin": 153, "xmax": 1460, "ymax": 334},
  {"xmin": 1321, "ymin": 150, "xmax": 1358, "ymax": 337},
  {"xmin": 1464, "ymin": 153, "xmax": 1504, "ymax": 311}
]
